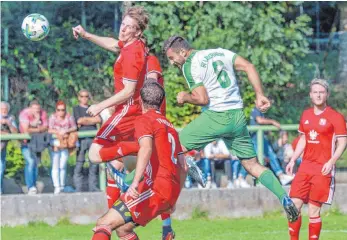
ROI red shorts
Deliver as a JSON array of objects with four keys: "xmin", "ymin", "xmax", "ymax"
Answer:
[
  {"xmin": 120, "ymin": 179, "xmax": 178, "ymax": 226},
  {"xmin": 94, "ymin": 104, "xmax": 141, "ymax": 160},
  {"xmin": 289, "ymin": 171, "xmax": 335, "ymax": 205}
]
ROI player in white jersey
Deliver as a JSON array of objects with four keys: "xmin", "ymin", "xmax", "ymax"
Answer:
[{"xmin": 162, "ymin": 35, "xmax": 299, "ymax": 223}]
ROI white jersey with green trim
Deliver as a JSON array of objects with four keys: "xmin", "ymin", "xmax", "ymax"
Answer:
[{"xmin": 182, "ymin": 48, "xmax": 243, "ymax": 112}]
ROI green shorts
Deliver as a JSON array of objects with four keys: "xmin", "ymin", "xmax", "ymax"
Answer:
[{"xmin": 179, "ymin": 108, "xmax": 256, "ymax": 160}]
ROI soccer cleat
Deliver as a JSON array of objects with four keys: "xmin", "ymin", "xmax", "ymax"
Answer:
[
  {"xmin": 186, "ymin": 156, "xmax": 207, "ymax": 188},
  {"xmin": 282, "ymin": 196, "xmax": 299, "ymax": 223},
  {"xmin": 162, "ymin": 226, "xmax": 175, "ymax": 240},
  {"xmin": 106, "ymin": 163, "xmax": 129, "ymax": 193}
]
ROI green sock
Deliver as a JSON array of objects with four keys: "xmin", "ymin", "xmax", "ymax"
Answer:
[{"xmin": 258, "ymin": 169, "xmax": 287, "ymax": 203}]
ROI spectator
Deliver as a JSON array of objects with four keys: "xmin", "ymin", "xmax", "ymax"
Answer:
[
  {"xmin": 183, "ymin": 150, "xmax": 212, "ymax": 189},
  {"xmin": 48, "ymin": 100, "xmax": 77, "ymax": 194},
  {"xmin": 196, "ymin": 150, "xmax": 213, "ymax": 188},
  {"xmin": 273, "ymin": 130, "xmax": 294, "ymax": 169},
  {"xmin": 73, "ymin": 90, "xmax": 101, "ymax": 192},
  {"xmin": 250, "ymin": 107, "xmax": 293, "ymax": 185},
  {"xmin": 0, "ymin": 101, "xmax": 18, "ymax": 194},
  {"xmin": 231, "ymin": 157, "xmax": 251, "ymax": 188},
  {"xmin": 204, "ymin": 139, "xmax": 233, "ymax": 189},
  {"xmin": 19, "ymin": 100, "xmax": 48, "ymax": 195}
]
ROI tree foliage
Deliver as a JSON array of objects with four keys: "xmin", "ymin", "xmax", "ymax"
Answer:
[{"xmin": 1, "ymin": 1, "xmax": 312, "ymax": 125}]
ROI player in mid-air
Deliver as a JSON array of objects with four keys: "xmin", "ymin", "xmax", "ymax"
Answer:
[
  {"xmin": 73, "ymin": 5, "xmax": 149, "ymax": 209},
  {"xmin": 286, "ymin": 79, "xmax": 347, "ymax": 240},
  {"xmin": 162, "ymin": 35, "xmax": 299, "ymax": 222},
  {"xmin": 72, "ymin": 7, "xmax": 203, "ymax": 239},
  {"xmin": 92, "ymin": 82, "xmax": 185, "ymax": 240}
]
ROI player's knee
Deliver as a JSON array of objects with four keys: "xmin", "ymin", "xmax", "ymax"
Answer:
[
  {"xmin": 241, "ymin": 157, "xmax": 257, "ymax": 171},
  {"xmin": 96, "ymin": 217, "xmax": 111, "ymax": 227},
  {"xmin": 308, "ymin": 201, "xmax": 321, "ymax": 217},
  {"xmin": 292, "ymin": 198, "xmax": 304, "ymax": 212},
  {"xmin": 89, "ymin": 143, "xmax": 102, "ymax": 164}
]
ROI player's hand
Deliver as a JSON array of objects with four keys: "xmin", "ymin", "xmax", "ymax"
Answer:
[
  {"xmin": 255, "ymin": 95, "xmax": 271, "ymax": 113},
  {"xmin": 286, "ymin": 160, "xmax": 295, "ymax": 175},
  {"xmin": 321, "ymin": 160, "xmax": 334, "ymax": 175},
  {"xmin": 87, "ymin": 104, "xmax": 103, "ymax": 117},
  {"xmin": 127, "ymin": 182, "xmax": 139, "ymax": 199},
  {"xmin": 72, "ymin": 25, "xmax": 87, "ymax": 40},
  {"xmin": 177, "ymin": 91, "xmax": 188, "ymax": 106}
]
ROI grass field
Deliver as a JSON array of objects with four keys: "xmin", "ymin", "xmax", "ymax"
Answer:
[{"xmin": 2, "ymin": 211, "xmax": 347, "ymax": 240}]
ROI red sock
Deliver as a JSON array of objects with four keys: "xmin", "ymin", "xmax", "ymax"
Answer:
[
  {"xmin": 100, "ymin": 141, "xmax": 139, "ymax": 161},
  {"xmin": 161, "ymin": 213, "xmax": 171, "ymax": 221},
  {"xmin": 92, "ymin": 226, "xmax": 111, "ymax": 240},
  {"xmin": 309, "ymin": 216, "xmax": 322, "ymax": 240},
  {"xmin": 106, "ymin": 179, "xmax": 121, "ymax": 208},
  {"xmin": 288, "ymin": 214, "xmax": 302, "ymax": 240},
  {"xmin": 119, "ymin": 232, "xmax": 139, "ymax": 240}
]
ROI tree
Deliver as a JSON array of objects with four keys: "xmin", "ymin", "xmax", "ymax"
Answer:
[
  {"xmin": 1, "ymin": 2, "xmax": 312, "ymax": 125},
  {"xmin": 141, "ymin": 1, "xmax": 312, "ymax": 125},
  {"xmin": 338, "ymin": 2, "xmax": 347, "ymax": 84}
]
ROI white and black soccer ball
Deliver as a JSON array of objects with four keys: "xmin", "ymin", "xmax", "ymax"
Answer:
[{"xmin": 21, "ymin": 13, "xmax": 50, "ymax": 41}]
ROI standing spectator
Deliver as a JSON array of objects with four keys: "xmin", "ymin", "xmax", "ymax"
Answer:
[
  {"xmin": 204, "ymin": 139, "xmax": 233, "ymax": 189},
  {"xmin": 184, "ymin": 150, "xmax": 210, "ymax": 189},
  {"xmin": 48, "ymin": 100, "xmax": 77, "ymax": 194},
  {"xmin": 273, "ymin": 130, "xmax": 294, "ymax": 169},
  {"xmin": 231, "ymin": 158, "xmax": 251, "ymax": 188},
  {"xmin": 0, "ymin": 101, "xmax": 18, "ymax": 194},
  {"xmin": 250, "ymin": 107, "xmax": 294, "ymax": 185},
  {"xmin": 19, "ymin": 100, "xmax": 48, "ymax": 195},
  {"xmin": 73, "ymin": 90, "xmax": 101, "ymax": 192}
]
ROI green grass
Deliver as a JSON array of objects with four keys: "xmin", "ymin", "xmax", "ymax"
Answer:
[{"xmin": 2, "ymin": 213, "xmax": 347, "ymax": 240}]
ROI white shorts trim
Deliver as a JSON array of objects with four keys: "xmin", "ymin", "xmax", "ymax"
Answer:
[{"xmin": 99, "ymin": 103, "xmax": 129, "ymax": 139}]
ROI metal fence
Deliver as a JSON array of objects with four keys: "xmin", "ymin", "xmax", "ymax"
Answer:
[{"xmin": 1, "ymin": 125, "xmax": 299, "ymax": 191}]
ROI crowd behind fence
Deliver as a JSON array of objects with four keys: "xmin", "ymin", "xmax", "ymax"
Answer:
[{"xmin": 1, "ymin": 100, "xmax": 346, "ymax": 194}]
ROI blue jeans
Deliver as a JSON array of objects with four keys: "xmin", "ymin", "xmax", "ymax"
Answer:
[
  {"xmin": 196, "ymin": 158, "xmax": 211, "ymax": 179},
  {"xmin": 252, "ymin": 136, "xmax": 283, "ymax": 176},
  {"xmin": 22, "ymin": 146, "xmax": 39, "ymax": 189},
  {"xmin": 0, "ymin": 147, "xmax": 6, "ymax": 193},
  {"xmin": 231, "ymin": 160, "xmax": 248, "ymax": 180},
  {"xmin": 185, "ymin": 158, "xmax": 211, "ymax": 187}
]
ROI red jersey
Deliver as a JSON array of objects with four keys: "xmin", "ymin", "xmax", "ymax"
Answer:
[
  {"xmin": 146, "ymin": 55, "xmax": 166, "ymax": 115},
  {"xmin": 298, "ymin": 106, "xmax": 347, "ymax": 174},
  {"xmin": 113, "ymin": 39, "xmax": 147, "ymax": 111},
  {"xmin": 134, "ymin": 109, "xmax": 182, "ymax": 201}
]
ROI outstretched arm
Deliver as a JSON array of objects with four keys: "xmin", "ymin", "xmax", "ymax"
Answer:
[
  {"xmin": 255, "ymin": 116, "xmax": 281, "ymax": 129},
  {"xmin": 234, "ymin": 56, "xmax": 271, "ymax": 112},
  {"xmin": 72, "ymin": 25, "xmax": 120, "ymax": 54}
]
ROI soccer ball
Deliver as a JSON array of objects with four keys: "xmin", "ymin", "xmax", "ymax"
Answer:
[{"xmin": 21, "ymin": 13, "xmax": 50, "ymax": 41}]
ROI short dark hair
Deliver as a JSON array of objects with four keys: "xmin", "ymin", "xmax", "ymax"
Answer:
[
  {"xmin": 140, "ymin": 82, "xmax": 165, "ymax": 110},
  {"xmin": 162, "ymin": 35, "xmax": 192, "ymax": 54}
]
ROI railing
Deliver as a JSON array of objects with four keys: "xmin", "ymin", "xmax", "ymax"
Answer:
[{"xmin": 0, "ymin": 124, "xmax": 299, "ymax": 191}]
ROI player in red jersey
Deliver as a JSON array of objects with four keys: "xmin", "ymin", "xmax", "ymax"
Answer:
[
  {"xmin": 286, "ymin": 79, "xmax": 347, "ymax": 240},
  {"xmin": 72, "ymin": 6, "xmax": 149, "ymax": 208},
  {"xmin": 73, "ymin": 14, "xmax": 193, "ymax": 237},
  {"xmin": 91, "ymin": 82, "xmax": 185, "ymax": 240}
]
